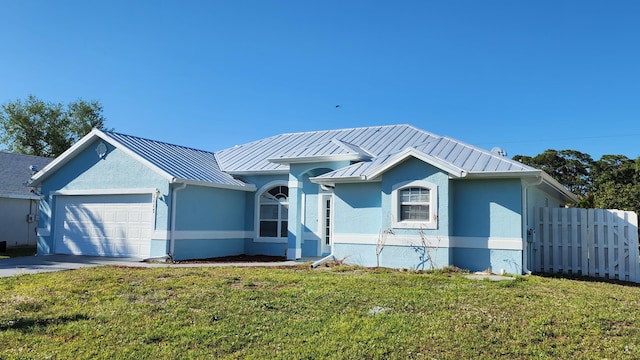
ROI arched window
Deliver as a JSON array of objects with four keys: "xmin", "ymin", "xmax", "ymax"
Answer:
[{"xmin": 259, "ymin": 185, "xmax": 289, "ymax": 238}]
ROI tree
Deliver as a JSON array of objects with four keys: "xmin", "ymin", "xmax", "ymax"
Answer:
[
  {"xmin": 513, "ymin": 149, "xmax": 593, "ymax": 198},
  {"xmin": 589, "ymin": 155, "xmax": 640, "ymax": 212},
  {"xmin": 0, "ymin": 95, "xmax": 109, "ymax": 157},
  {"xmin": 514, "ymin": 149, "xmax": 640, "ymax": 215}
]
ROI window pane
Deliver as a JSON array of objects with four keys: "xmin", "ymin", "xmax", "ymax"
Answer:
[
  {"xmin": 281, "ymin": 205, "xmax": 288, "ymax": 219},
  {"xmin": 260, "ymin": 221, "xmax": 278, "ymax": 237},
  {"xmin": 260, "ymin": 205, "xmax": 278, "ymax": 220},
  {"xmin": 401, "ymin": 187, "xmax": 430, "ymax": 203},
  {"xmin": 400, "ymin": 189, "xmax": 411, "ymax": 202},
  {"xmin": 280, "ymin": 221, "xmax": 288, "ymax": 238},
  {"xmin": 400, "ymin": 205, "xmax": 430, "ymax": 221}
]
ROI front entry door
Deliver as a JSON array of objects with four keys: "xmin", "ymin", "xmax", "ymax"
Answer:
[{"xmin": 320, "ymin": 193, "xmax": 333, "ymax": 255}]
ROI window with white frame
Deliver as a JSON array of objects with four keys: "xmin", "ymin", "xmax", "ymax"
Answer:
[
  {"xmin": 391, "ymin": 180, "xmax": 438, "ymax": 229},
  {"xmin": 259, "ymin": 185, "xmax": 289, "ymax": 238}
]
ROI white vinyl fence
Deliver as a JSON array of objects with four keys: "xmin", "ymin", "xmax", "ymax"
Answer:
[{"xmin": 533, "ymin": 208, "xmax": 640, "ymax": 283}]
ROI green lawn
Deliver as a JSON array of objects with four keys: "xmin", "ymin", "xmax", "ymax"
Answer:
[{"xmin": 1, "ymin": 265, "xmax": 639, "ymax": 359}]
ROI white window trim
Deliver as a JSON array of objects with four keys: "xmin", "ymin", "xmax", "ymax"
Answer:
[
  {"xmin": 391, "ymin": 180, "xmax": 438, "ymax": 229},
  {"xmin": 254, "ymin": 180, "xmax": 289, "ymax": 242}
]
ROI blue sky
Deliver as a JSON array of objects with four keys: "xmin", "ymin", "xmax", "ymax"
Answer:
[{"xmin": 1, "ymin": 1, "xmax": 638, "ymax": 160}]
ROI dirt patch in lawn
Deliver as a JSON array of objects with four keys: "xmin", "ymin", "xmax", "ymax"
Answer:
[{"xmin": 174, "ymin": 255, "xmax": 287, "ymax": 264}]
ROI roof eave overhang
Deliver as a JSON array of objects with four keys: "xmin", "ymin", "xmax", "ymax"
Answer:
[
  {"xmin": 309, "ymin": 175, "xmax": 383, "ymax": 186},
  {"xmin": 0, "ymin": 193, "xmax": 41, "ymax": 200},
  {"xmin": 268, "ymin": 153, "xmax": 367, "ymax": 165},
  {"xmin": 462, "ymin": 170, "xmax": 542, "ymax": 179},
  {"xmin": 464, "ymin": 170, "xmax": 579, "ymax": 203},
  {"xmin": 225, "ymin": 169, "xmax": 290, "ymax": 176},
  {"xmin": 366, "ymin": 148, "xmax": 467, "ymax": 180},
  {"xmin": 540, "ymin": 172, "xmax": 579, "ymax": 203},
  {"xmin": 170, "ymin": 178, "xmax": 257, "ymax": 192}
]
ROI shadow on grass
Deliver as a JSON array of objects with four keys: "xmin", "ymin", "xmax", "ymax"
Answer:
[
  {"xmin": 1, "ymin": 314, "xmax": 89, "ymax": 333},
  {"xmin": 533, "ymin": 271, "xmax": 640, "ymax": 287}
]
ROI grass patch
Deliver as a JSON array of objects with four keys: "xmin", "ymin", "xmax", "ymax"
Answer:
[
  {"xmin": 0, "ymin": 246, "xmax": 36, "ymax": 259},
  {"xmin": 1, "ymin": 266, "xmax": 640, "ymax": 359}
]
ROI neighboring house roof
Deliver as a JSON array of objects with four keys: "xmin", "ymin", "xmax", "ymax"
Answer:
[
  {"xmin": 29, "ymin": 130, "xmax": 255, "ymax": 191},
  {"xmin": 0, "ymin": 152, "xmax": 52, "ymax": 199}
]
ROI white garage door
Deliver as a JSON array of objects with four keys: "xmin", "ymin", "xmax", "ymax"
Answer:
[{"xmin": 54, "ymin": 194, "xmax": 153, "ymax": 258}]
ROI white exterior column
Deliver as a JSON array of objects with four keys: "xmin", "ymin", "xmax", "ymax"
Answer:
[{"xmin": 287, "ymin": 179, "xmax": 303, "ymax": 260}]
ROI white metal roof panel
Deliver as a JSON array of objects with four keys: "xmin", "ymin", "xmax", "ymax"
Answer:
[{"xmin": 216, "ymin": 124, "xmax": 441, "ymax": 173}]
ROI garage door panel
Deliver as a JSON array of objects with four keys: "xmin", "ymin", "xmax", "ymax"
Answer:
[{"xmin": 55, "ymin": 195, "xmax": 153, "ymax": 258}]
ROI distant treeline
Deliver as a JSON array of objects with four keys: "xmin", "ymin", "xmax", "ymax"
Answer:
[{"xmin": 514, "ymin": 150, "xmax": 640, "ymax": 215}]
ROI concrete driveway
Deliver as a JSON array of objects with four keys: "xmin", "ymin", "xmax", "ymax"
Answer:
[{"xmin": 0, "ymin": 255, "xmax": 143, "ymax": 278}]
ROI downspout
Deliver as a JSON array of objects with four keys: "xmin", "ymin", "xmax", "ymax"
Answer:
[
  {"xmin": 169, "ymin": 182, "xmax": 187, "ymax": 259},
  {"xmin": 311, "ymin": 252, "xmax": 335, "ymax": 268},
  {"xmin": 521, "ymin": 175, "xmax": 543, "ymax": 274}
]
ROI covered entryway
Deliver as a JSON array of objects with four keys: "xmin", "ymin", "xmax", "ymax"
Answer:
[{"xmin": 54, "ymin": 194, "xmax": 153, "ymax": 258}]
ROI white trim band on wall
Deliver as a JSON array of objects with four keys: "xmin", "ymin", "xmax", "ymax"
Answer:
[
  {"xmin": 153, "ymin": 230, "xmax": 254, "ymax": 241},
  {"xmin": 332, "ymin": 233, "xmax": 523, "ymax": 250},
  {"xmin": 51, "ymin": 188, "xmax": 159, "ymax": 196}
]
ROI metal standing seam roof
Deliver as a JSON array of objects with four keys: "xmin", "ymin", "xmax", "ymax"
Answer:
[
  {"xmin": 215, "ymin": 124, "xmax": 536, "ymax": 176},
  {"xmin": 215, "ymin": 124, "xmax": 442, "ymax": 173},
  {"xmin": 312, "ymin": 136, "xmax": 538, "ymax": 182},
  {"xmin": 101, "ymin": 131, "xmax": 248, "ymax": 188},
  {"xmin": 0, "ymin": 152, "xmax": 52, "ymax": 198}
]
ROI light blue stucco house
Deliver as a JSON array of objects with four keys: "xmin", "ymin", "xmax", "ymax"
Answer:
[{"xmin": 29, "ymin": 124, "xmax": 577, "ymax": 273}]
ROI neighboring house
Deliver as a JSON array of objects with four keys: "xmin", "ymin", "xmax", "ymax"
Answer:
[
  {"xmin": 0, "ymin": 152, "xmax": 52, "ymax": 248},
  {"xmin": 29, "ymin": 124, "xmax": 577, "ymax": 273}
]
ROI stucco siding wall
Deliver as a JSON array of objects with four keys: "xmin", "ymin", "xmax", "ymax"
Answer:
[
  {"xmin": 450, "ymin": 178, "xmax": 523, "ymax": 273},
  {"xmin": 175, "ymin": 185, "xmax": 245, "ymax": 231},
  {"xmin": 451, "ymin": 178, "xmax": 522, "ymax": 238},
  {"xmin": 381, "ymin": 157, "xmax": 451, "ymax": 236},
  {"xmin": 332, "ymin": 243, "xmax": 450, "ymax": 269},
  {"xmin": 333, "ymin": 182, "xmax": 382, "ymax": 234},
  {"xmin": 332, "ymin": 158, "xmax": 452, "ymax": 269},
  {"xmin": 169, "ymin": 185, "xmax": 247, "ymax": 261}
]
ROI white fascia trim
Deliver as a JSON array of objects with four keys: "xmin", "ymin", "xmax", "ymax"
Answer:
[
  {"xmin": 540, "ymin": 172, "xmax": 579, "ymax": 203},
  {"xmin": 365, "ymin": 148, "xmax": 467, "ymax": 181},
  {"xmin": 51, "ymin": 188, "xmax": 159, "ymax": 196},
  {"xmin": 0, "ymin": 193, "xmax": 41, "ymax": 200},
  {"xmin": 29, "ymin": 129, "xmax": 175, "ymax": 186},
  {"xmin": 309, "ymin": 176, "xmax": 382, "ymax": 185},
  {"xmin": 225, "ymin": 169, "xmax": 290, "ymax": 176},
  {"xmin": 268, "ymin": 153, "xmax": 363, "ymax": 164},
  {"xmin": 333, "ymin": 233, "xmax": 523, "ymax": 250},
  {"xmin": 171, "ymin": 178, "xmax": 256, "ymax": 192},
  {"xmin": 30, "ymin": 129, "xmax": 103, "ymax": 186},
  {"xmin": 463, "ymin": 170, "xmax": 541, "ymax": 179}
]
